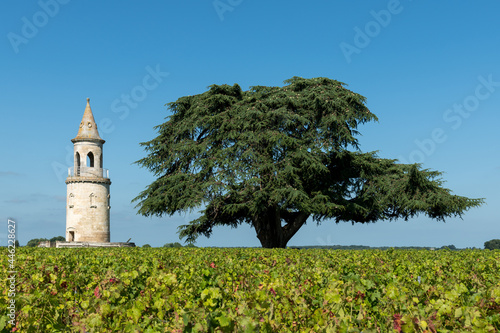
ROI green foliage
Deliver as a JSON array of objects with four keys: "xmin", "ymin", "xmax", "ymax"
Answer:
[
  {"xmin": 1, "ymin": 247, "xmax": 499, "ymax": 332},
  {"xmin": 26, "ymin": 238, "xmax": 49, "ymax": 247},
  {"xmin": 26, "ymin": 236, "xmax": 65, "ymax": 247},
  {"xmin": 484, "ymin": 239, "xmax": 500, "ymax": 250},
  {"xmin": 163, "ymin": 242, "xmax": 182, "ymax": 248},
  {"xmin": 142, "ymin": 244, "xmax": 152, "ymax": 248},
  {"xmin": 134, "ymin": 77, "xmax": 484, "ymax": 248}
]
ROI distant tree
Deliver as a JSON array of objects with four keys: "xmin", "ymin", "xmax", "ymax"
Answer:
[
  {"xmin": 15, "ymin": 240, "xmax": 19, "ymax": 247},
  {"xmin": 185, "ymin": 243, "xmax": 197, "ymax": 248},
  {"xmin": 135, "ymin": 77, "xmax": 484, "ymax": 248},
  {"xmin": 440, "ymin": 244, "xmax": 457, "ymax": 250},
  {"xmin": 143, "ymin": 244, "xmax": 152, "ymax": 248},
  {"xmin": 163, "ymin": 242, "xmax": 182, "ymax": 248},
  {"xmin": 50, "ymin": 236, "xmax": 65, "ymax": 242},
  {"xmin": 26, "ymin": 238, "xmax": 49, "ymax": 247},
  {"xmin": 484, "ymin": 239, "xmax": 500, "ymax": 250}
]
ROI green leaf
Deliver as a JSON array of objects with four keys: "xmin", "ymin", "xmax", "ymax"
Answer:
[
  {"xmin": 81, "ymin": 300, "xmax": 89, "ymax": 309},
  {"xmin": 0, "ymin": 316, "xmax": 6, "ymax": 330},
  {"xmin": 217, "ymin": 315, "xmax": 232, "ymax": 327}
]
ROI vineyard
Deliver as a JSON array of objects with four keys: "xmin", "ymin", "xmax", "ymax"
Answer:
[{"xmin": 1, "ymin": 247, "xmax": 500, "ymax": 332}]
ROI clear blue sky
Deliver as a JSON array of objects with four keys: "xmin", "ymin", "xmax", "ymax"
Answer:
[{"xmin": 1, "ymin": 1, "xmax": 499, "ymax": 248}]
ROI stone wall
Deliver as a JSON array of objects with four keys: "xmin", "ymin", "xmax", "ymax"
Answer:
[
  {"xmin": 55, "ymin": 241, "xmax": 136, "ymax": 248},
  {"xmin": 38, "ymin": 241, "xmax": 55, "ymax": 248},
  {"xmin": 66, "ymin": 179, "xmax": 110, "ymax": 242}
]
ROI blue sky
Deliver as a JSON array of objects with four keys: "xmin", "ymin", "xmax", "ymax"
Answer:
[{"xmin": 1, "ymin": 0, "xmax": 499, "ymax": 248}]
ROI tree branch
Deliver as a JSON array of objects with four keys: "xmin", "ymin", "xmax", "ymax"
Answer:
[{"xmin": 282, "ymin": 211, "xmax": 309, "ymax": 244}]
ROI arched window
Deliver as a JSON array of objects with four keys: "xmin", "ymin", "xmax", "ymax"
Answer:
[
  {"xmin": 68, "ymin": 193, "xmax": 74, "ymax": 208},
  {"xmin": 90, "ymin": 193, "xmax": 96, "ymax": 208},
  {"xmin": 87, "ymin": 152, "xmax": 94, "ymax": 168},
  {"xmin": 75, "ymin": 152, "xmax": 81, "ymax": 176}
]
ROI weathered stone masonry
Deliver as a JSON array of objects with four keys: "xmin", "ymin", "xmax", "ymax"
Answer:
[{"xmin": 65, "ymin": 98, "xmax": 111, "ymax": 243}]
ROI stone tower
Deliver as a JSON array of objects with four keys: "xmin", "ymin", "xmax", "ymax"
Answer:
[{"xmin": 65, "ymin": 99, "xmax": 111, "ymax": 242}]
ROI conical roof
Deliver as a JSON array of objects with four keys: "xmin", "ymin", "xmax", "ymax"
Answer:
[{"xmin": 72, "ymin": 98, "xmax": 105, "ymax": 143}]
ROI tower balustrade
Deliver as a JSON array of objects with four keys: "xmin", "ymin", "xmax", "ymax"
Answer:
[{"xmin": 68, "ymin": 166, "xmax": 109, "ymax": 178}]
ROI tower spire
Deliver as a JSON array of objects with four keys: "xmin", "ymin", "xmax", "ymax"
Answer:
[{"xmin": 72, "ymin": 98, "xmax": 104, "ymax": 143}]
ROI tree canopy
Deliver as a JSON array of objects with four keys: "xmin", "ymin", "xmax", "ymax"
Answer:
[
  {"xmin": 26, "ymin": 238, "xmax": 49, "ymax": 247},
  {"xmin": 26, "ymin": 236, "xmax": 65, "ymax": 247},
  {"xmin": 484, "ymin": 239, "xmax": 500, "ymax": 250},
  {"xmin": 134, "ymin": 77, "xmax": 484, "ymax": 248},
  {"xmin": 163, "ymin": 242, "xmax": 183, "ymax": 248}
]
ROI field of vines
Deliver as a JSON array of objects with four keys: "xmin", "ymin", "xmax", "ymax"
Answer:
[{"xmin": 1, "ymin": 247, "xmax": 500, "ymax": 332}]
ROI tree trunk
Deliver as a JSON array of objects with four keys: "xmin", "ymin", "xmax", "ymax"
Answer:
[
  {"xmin": 256, "ymin": 223, "xmax": 288, "ymax": 248},
  {"xmin": 253, "ymin": 207, "xmax": 309, "ymax": 248}
]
